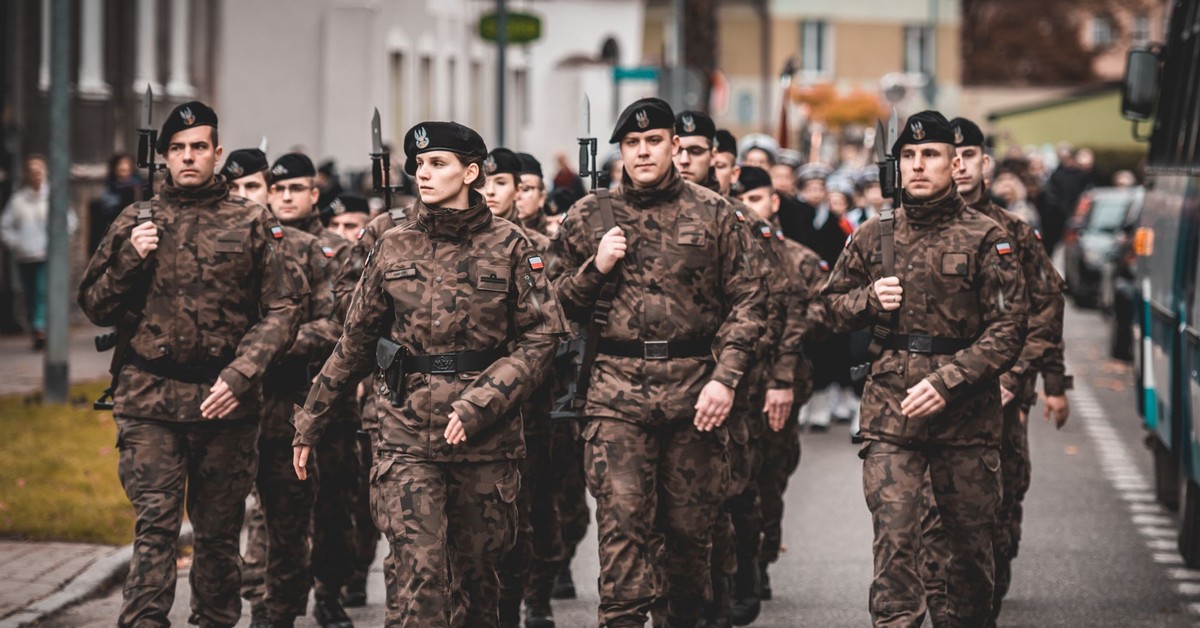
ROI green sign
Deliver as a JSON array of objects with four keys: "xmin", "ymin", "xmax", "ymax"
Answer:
[
  {"xmin": 613, "ymin": 66, "xmax": 660, "ymax": 81},
  {"xmin": 479, "ymin": 11, "xmax": 542, "ymax": 44}
]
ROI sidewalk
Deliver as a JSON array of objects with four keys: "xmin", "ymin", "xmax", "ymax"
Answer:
[{"xmin": 0, "ymin": 325, "xmax": 111, "ymax": 396}]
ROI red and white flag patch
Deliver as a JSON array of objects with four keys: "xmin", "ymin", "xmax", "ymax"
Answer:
[
  {"xmin": 270, "ymin": 225, "xmax": 283, "ymax": 239},
  {"xmin": 760, "ymin": 225, "xmax": 773, "ymax": 238},
  {"xmin": 819, "ymin": 260, "xmax": 830, "ymax": 271},
  {"xmin": 996, "ymin": 242, "xmax": 1013, "ymax": 256},
  {"xmin": 322, "ymin": 246, "xmax": 335, "ymax": 258},
  {"xmin": 529, "ymin": 256, "xmax": 544, "ymax": 271}
]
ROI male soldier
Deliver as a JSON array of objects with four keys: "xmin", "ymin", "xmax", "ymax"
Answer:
[
  {"xmin": 326, "ymin": 194, "xmax": 371, "ymax": 242},
  {"xmin": 733, "ymin": 165, "xmax": 829, "ymax": 612},
  {"xmin": 822, "ymin": 110, "xmax": 1027, "ymax": 627},
  {"xmin": 549, "ymin": 97, "xmax": 767, "ymax": 628},
  {"xmin": 268, "ymin": 153, "xmax": 358, "ymax": 628},
  {"xmin": 219, "ymin": 148, "xmax": 346, "ymax": 628},
  {"xmin": 711, "ymin": 131, "xmax": 740, "ymax": 197},
  {"xmin": 516, "ymin": 152, "xmax": 557, "ymax": 239},
  {"xmin": 917, "ymin": 117, "xmax": 1071, "ymax": 625},
  {"xmin": 78, "ymin": 101, "xmax": 302, "ymax": 628}
]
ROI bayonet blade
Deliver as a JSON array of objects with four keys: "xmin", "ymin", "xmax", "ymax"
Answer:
[
  {"xmin": 887, "ymin": 108, "xmax": 899, "ymax": 157},
  {"xmin": 371, "ymin": 108, "xmax": 384, "ymax": 154},
  {"xmin": 258, "ymin": 135, "xmax": 268, "ymax": 154},
  {"xmin": 580, "ymin": 95, "xmax": 590, "ymax": 138},
  {"xmin": 140, "ymin": 85, "xmax": 152, "ymax": 130},
  {"xmin": 874, "ymin": 120, "xmax": 887, "ymax": 163}
]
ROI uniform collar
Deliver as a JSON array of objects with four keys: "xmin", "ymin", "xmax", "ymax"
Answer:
[
  {"xmin": 159, "ymin": 175, "xmax": 229, "ymax": 207},
  {"xmin": 289, "ymin": 213, "xmax": 325, "ymax": 237},
  {"xmin": 617, "ymin": 165, "xmax": 686, "ymax": 209},
  {"xmin": 902, "ymin": 187, "xmax": 964, "ymax": 226},
  {"xmin": 416, "ymin": 191, "xmax": 493, "ymax": 241}
]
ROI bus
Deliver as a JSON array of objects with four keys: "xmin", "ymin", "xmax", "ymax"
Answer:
[{"xmin": 1120, "ymin": 0, "xmax": 1200, "ymax": 566}]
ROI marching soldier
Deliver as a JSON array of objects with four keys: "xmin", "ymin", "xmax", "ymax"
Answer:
[
  {"xmin": 326, "ymin": 194, "xmax": 372, "ymax": 243},
  {"xmin": 548, "ymin": 97, "xmax": 767, "ymax": 628},
  {"xmin": 822, "ymin": 110, "xmax": 1027, "ymax": 626},
  {"xmin": 293, "ymin": 121, "xmax": 568, "ymax": 627},
  {"xmin": 515, "ymin": 152, "xmax": 557, "ymax": 239},
  {"xmin": 78, "ymin": 101, "xmax": 303, "ymax": 628},
  {"xmin": 711, "ymin": 131, "xmax": 741, "ymax": 197}
]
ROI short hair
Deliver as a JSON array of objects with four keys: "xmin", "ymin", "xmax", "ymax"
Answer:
[{"xmin": 457, "ymin": 154, "xmax": 486, "ymax": 190}]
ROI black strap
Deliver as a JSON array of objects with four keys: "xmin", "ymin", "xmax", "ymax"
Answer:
[
  {"xmin": 595, "ymin": 337, "xmax": 714, "ymax": 360},
  {"xmin": 573, "ymin": 189, "xmax": 620, "ymax": 410},
  {"xmin": 402, "ymin": 347, "xmax": 507, "ymax": 374},
  {"xmin": 880, "ymin": 334, "xmax": 973, "ymax": 355},
  {"xmin": 128, "ymin": 351, "xmax": 226, "ymax": 384},
  {"xmin": 866, "ymin": 209, "xmax": 897, "ymax": 361}
]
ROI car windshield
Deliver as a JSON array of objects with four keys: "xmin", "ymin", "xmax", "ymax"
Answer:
[{"xmin": 1087, "ymin": 195, "xmax": 1132, "ymax": 232}]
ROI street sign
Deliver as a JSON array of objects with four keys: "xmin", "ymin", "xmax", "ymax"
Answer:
[
  {"xmin": 479, "ymin": 11, "xmax": 541, "ymax": 44},
  {"xmin": 613, "ymin": 66, "xmax": 660, "ymax": 81}
]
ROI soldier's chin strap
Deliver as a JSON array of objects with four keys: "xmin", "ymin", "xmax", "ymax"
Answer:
[{"xmin": 571, "ymin": 189, "xmax": 619, "ymax": 412}]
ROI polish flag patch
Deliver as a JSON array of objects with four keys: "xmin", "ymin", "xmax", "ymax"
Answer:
[
  {"xmin": 529, "ymin": 256, "xmax": 544, "ymax": 271},
  {"xmin": 819, "ymin": 260, "xmax": 830, "ymax": 271},
  {"xmin": 775, "ymin": 230, "xmax": 785, "ymax": 241},
  {"xmin": 760, "ymin": 225, "xmax": 773, "ymax": 238},
  {"xmin": 996, "ymin": 242, "xmax": 1013, "ymax": 256},
  {"xmin": 270, "ymin": 225, "xmax": 283, "ymax": 239},
  {"xmin": 358, "ymin": 227, "xmax": 367, "ymax": 240},
  {"xmin": 844, "ymin": 234, "xmax": 853, "ymax": 248},
  {"xmin": 734, "ymin": 210, "xmax": 747, "ymax": 223},
  {"xmin": 322, "ymin": 246, "xmax": 335, "ymax": 258},
  {"xmin": 1033, "ymin": 229, "xmax": 1042, "ymax": 241}
]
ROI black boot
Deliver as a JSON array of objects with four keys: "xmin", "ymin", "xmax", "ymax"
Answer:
[
  {"xmin": 341, "ymin": 579, "xmax": 368, "ymax": 608},
  {"xmin": 552, "ymin": 563, "xmax": 576, "ymax": 600},
  {"xmin": 313, "ymin": 595, "xmax": 354, "ymax": 628},
  {"xmin": 730, "ymin": 560, "xmax": 762, "ymax": 625},
  {"xmin": 758, "ymin": 565, "xmax": 772, "ymax": 601},
  {"xmin": 525, "ymin": 600, "xmax": 556, "ymax": 628},
  {"xmin": 499, "ymin": 597, "xmax": 522, "ymax": 628}
]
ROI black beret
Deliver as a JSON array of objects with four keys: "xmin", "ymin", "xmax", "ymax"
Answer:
[
  {"xmin": 402, "ymin": 121, "xmax": 488, "ymax": 176},
  {"xmin": 270, "ymin": 153, "xmax": 316, "ymax": 181},
  {"xmin": 674, "ymin": 110, "xmax": 716, "ymax": 141},
  {"xmin": 221, "ymin": 148, "xmax": 268, "ymax": 181},
  {"xmin": 318, "ymin": 160, "xmax": 336, "ymax": 177},
  {"xmin": 609, "ymin": 97, "xmax": 674, "ymax": 143},
  {"xmin": 892, "ymin": 110, "xmax": 956, "ymax": 155},
  {"xmin": 715, "ymin": 130, "xmax": 738, "ymax": 157},
  {"xmin": 328, "ymin": 194, "xmax": 369, "ymax": 216},
  {"xmin": 516, "ymin": 152, "xmax": 543, "ymax": 178},
  {"xmin": 156, "ymin": 101, "xmax": 218, "ymax": 154},
  {"xmin": 484, "ymin": 148, "xmax": 522, "ymax": 177},
  {"xmin": 738, "ymin": 166, "xmax": 772, "ymax": 193},
  {"xmin": 950, "ymin": 117, "xmax": 986, "ymax": 148}
]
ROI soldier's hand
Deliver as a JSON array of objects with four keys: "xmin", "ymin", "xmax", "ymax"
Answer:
[
  {"xmin": 872, "ymin": 277, "xmax": 903, "ymax": 311},
  {"xmin": 764, "ymin": 388, "xmax": 794, "ymax": 432},
  {"xmin": 130, "ymin": 221, "xmax": 159, "ymax": 258},
  {"xmin": 445, "ymin": 412, "xmax": 468, "ymax": 445},
  {"xmin": 1000, "ymin": 386, "xmax": 1015, "ymax": 407},
  {"xmin": 1044, "ymin": 394, "xmax": 1070, "ymax": 429},
  {"xmin": 200, "ymin": 377, "xmax": 240, "ymax": 419},
  {"xmin": 900, "ymin": 379, "xmax": 946, "ymax": 419},
  {"xmin": 594, "ymin": 227, "xmax": 627, "ymax": 274},
  {"xmin": 695, "ymin": 380, "xmax": 734, "ymax": 431},
  {"xmin": 293, "ymin": 446, "xmax": 312, "ymax": 480}
]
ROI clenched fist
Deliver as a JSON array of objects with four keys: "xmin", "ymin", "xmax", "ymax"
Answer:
[
  {"xmin": 873, "ymin": 276, "xmax": 903, "ymax": 311},
  {"xmin": 595, "ymin": 226, "xmax": 627, "ymax": 274}
]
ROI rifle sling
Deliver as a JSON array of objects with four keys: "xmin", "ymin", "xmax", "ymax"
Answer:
[
  {"xmin": 866, "ymin": 209, "xmax": 896, "ymax": 361},
  {"xmin": 572, "ymin": 189, "xmax": 619, "ymax": 410}
]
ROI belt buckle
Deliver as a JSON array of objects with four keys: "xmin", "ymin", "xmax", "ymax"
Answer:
[
  {"xmin": 644, "ymin": 341, "xmax": 670, "ymax": 360},
  {"xmin": 908, "ymin": 334, "xmax": 933, "ymax": 354},
  {"xmin": 430, "ymin": 354, "xmax": 457, "ymax": 374}
]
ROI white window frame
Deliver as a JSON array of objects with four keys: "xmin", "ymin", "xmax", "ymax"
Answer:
[
  {"xmin": 799, "ymin": 20, "xmax": 834, "ymax": 81},
  {"xmin": 904, "ymin": 25, "xmax": 936, "ymax": 77}
]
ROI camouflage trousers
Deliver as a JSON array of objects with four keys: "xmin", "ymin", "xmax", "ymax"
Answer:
[
  {"xmin": 921, "ymin": 401, "xmax": 1031, "ymax": 626},
  {"xmin": 862, "ymin": 440, "xmax": 1000, "ymax": 628},
  {"xmin": 311, "ymin": 423, "xmax": 361, "ymax": 600},
  {"xmin": 371, "ymin": 456, "xmax": 519, "ymax": 627},
  {"xmin": 240, "ymin": 437, "xmax": 315, "ymax": 620},
  {"xmin": 494, "ymin": 431, "xmax": 564, "ymax": 615},
  {"xmin": 758, "ymin": 414, "xmax": 802, "ymax": 566},
  {"xmin": 114, "ymin": 417, "xmax": 258, "ymax": 628},
  {"xmin": 584, "ymin": 417, "xmax": 729, "ymax": 627},
  {"xmin": 551, "ymin": 419, "xmax": 590, "ymax": 562},
  {"xmin": 348, "ymin": 430, "xmax": 381, "ymax": 598}
]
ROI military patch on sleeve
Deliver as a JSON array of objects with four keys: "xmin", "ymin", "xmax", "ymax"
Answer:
[
  {"xmin": 734, "ymin": 210, "xmax": 747, "ymax": 223},
  {"xmin": 321, "ymin": 246, "xmax": 335, "ymax": 258},
  {"xmin": 270, "ymin": 225, "xmax": 284, "ymax": 240},
  {"xmin": 759, "ymin": 225, "xmax": 773, "ymax": 239},
  {"xmin": 819, "ymin": 259, "xmax": 830, "ymax": 271},
  {"xmin": 844, "ymin": 234, "xmax": 852, "ymax": 248},
  {"xmin": 1033, "ymin": 229, "xmax": 1042, "ymax": 241},
  {"xmin": 529, "ymin": 256, "xmax": 545, "ymax": 271},
  {"xmin": 996, "ymin": 242, "xmax": 1013, "ymax": 256},
  {"xmin": 357, "ymin": 227, "xmax": 366, "ymax": 240},
  {"xmin": 775, "ymin": 229, "xmax": 785, "ymax": 241}
]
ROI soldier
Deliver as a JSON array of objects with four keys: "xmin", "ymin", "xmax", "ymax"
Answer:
[
  {"xmin": 516, "ymin": 152, "xmax": 557, "ymax": 239},
  {"xmin": 711, "ymin": 131, "xmax": 740, "ymax": 197},
  {"xmin": 822, "ymin": 110, "xmax": 1027, "ymax": 627},
  {"xmin": 918, "ymin": 117, "xmax": 1072, "ymax": 625},
  {"xmin": 268, "ymin": 152, "xmax": 359, "ymax": 628},
  {"xmin": 548, "ymin": 97, "xmax": 767, "ymax": 628},
  {"xmin": 292, "ymin": 121, "xmax": 568, "ymax": 627},
  {"xmin": 78, "ymin": 101, "xmax": 303, "ymax": 628},
  {"xmin": 326, "ymin": 194, "xmax": 372, "ymax": 242}
]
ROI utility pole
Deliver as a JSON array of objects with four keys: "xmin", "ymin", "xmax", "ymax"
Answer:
[
  {"xmin": 45, "ymin": 0, "xmax": 70, "ymax": 402},
  {"xmin": 496, "ymin": 0, "xmax": 508, "ymax": 147},
  {"xmin": 670, "ymin": 0, "xmax": 685, "ymax": 108},
  {"xmin": 923, "ymin": 0, "xmax": 939, "ymax": 107}
]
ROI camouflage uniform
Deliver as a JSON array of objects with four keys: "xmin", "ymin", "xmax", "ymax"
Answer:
[
  {"xmin": 920, "ymin": 195, "xmax": 1067, "ymax": 624},
  {"xmin": 294, "ymin": 194, "xmax": 567, "ymax": 627},
  {"xmin": 78, "ymin": 179, "xmax": 302, "ymax": 628},
  {"xmin": 822, "ymin": 190, "xmax": 1027, "ymax": 627},
  {"xmin": 548, "ymin": 168, "xmax": 767, "ymax": 627}
]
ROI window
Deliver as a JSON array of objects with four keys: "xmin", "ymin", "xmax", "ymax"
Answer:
[
  {"xmin": 391, "ymin": 52, "xmax": 407, "ymax": 141},
  {"xmin": 1148, "ymin": 0, "xmax": 1200, "ymax": 168},
  {"xmin": 904, "ymin": 26, "xmax": 935, "ymax": 75},
  {"xmin": 1134, "ymin": 14, "xmax": 1152, "ymax": 47},
  {"xmin": 1092, "ymin": 15, "xmax": 1115, "ymax": 49},
  {"xmin": 419, "ymin": 56, "xmax": 434, "ymax": 120},
  {"xmin": 800, "ymin": 20, "xmax": 832, "ymax": 77}
]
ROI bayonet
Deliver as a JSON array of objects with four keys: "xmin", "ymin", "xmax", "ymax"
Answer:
[
  {"xmin": 577, "ymin": 95, "xmax": 599, "ymax": 191},
  {"xmin": 370, "ymin": 108, "xmax": 399, "ymax": 209},
  {"xmin": 876, "ymin": 107, "xmax": 901, "ymax": 210},
  {"xmin": 135, "ymin": 84, "xmax": 158, "ymax": 199},
  {"xmin": 258, "ymin": 135, "xmax": 269, "ymax": 155}
]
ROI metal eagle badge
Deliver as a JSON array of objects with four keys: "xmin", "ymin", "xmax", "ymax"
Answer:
[
  {"xmin": 682, "ymin": 114, "xmax": 695, "ymax": 133},
  {"xmin": 180, "ymin": 107, "xmax": 196, "ymax": 126},
  {"xmin": 911, "ymin": 121, "xmax": 925, "ymax": 141},
  {"xmin": 414, "ymin": 127, "xmax": 430, "ymax": 149},
  {"xmin": 636, "ymin": 109, "xmax": 649, "ymax": 129}
]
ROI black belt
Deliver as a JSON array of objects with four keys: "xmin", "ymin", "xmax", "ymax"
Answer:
[
  {"xmin": 595, "ymin": 337, "xmax": 713, "ymax": 361},
  {"xmin": 129, "ymin": 351, "xmax": 226, "ymax": 384},
  {"xmin": 402, "ymin": 348, "xmax": 508, "ymax": 374},
  {"xmin": 881, "ymin": 334, "xmax": 973, "ymax": 355}
]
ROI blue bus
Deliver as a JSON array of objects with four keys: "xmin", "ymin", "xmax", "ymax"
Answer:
[{"xmin": 1121, "ymin": 0, "xmax": 1200, "ymax": 565}]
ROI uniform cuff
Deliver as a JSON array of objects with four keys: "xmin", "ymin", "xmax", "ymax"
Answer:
[
  {"xmin": 1043, "ymin": 373, "xmax": 1073, "ymax": 396},
  {"xmin": 291, "ymin": 404, "xmax": 320, "ymax": 447},
  {"xmin": 219, "ymin": 366, "xmax": 253, "ymax": 400}
]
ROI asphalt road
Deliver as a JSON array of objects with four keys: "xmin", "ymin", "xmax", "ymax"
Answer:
[{"xmin": 46, "ymin": 304, "xmax": 1200, "ymax": 627}]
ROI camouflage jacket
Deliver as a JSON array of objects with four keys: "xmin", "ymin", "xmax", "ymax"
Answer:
[
  {"xmin": 740, "ymin": 210, "xmax": 806, "ymax": 392},
  {"xmin": 778, "ymin": 235, "xmax": 828, "ymax": 403},
  {"xmin": 521, "ymin": 211, "xmax": 557, "ymax": 240},
  {"xmin": 822, "ymin": 191, "xmax": 1027, "ymax": 446},
  {"xmin": 972, "ymin": 197, "xmax": 1070, "ymax": 397},
  {"xmin": 294, "ymin": 194, "xmax": 568, "ymax": 462},
  {"xmin": 78, "ymin": 178, "xmax": 303, "ymax": 423},
  {"xmin": 548, "ymin": 169, "xmax": 768, "ymax": 425}
]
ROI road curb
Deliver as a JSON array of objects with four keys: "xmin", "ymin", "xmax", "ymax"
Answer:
[{"xmin": 0, "ymin": 524, "xmax": 194, "ymax": 628}]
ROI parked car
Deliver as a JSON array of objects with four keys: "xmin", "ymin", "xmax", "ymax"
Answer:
[
  {"xmin": 1063, "ymin": 186, "xmax": 1145, "ymax": 309},
  {"xmin": 1100, "ymin": 190, "xmax": 1145, "ymax": 360}
]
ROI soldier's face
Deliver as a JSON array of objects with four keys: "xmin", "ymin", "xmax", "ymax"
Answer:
[
  {"xmin": 229, "ymin": 172, "xmax": 269, "ymax": 207},
  {"xmin": 516, "ymin": 174, "xmax": 546, "ymax": 221},
  {"xmin": 900, "ymin": 143, "xmax": 959, "ymax": 201},
  {"xmin": 269, "ymin": 176, "xmax": 319, "ymax": 223},
  {"xmin": 413, "ymin": 151, "xmax": 478, "ymax": 208},
  {"xmin": 738, "ymin": 187, "xmax": 780, "ymax": 222},
  {"xmin": 953, "ymin": 146, "xmax": 991, "ymax": 197},
  {"xmin": 673, "ymin": 136, "xmax": 714, "ymax": 183},
  {"xmin": 484, "ymin": 173, "xmax": 519, "ymax": 216},
  {"xmin": 712, "ymin": 152, "xmax": 739, "ymax": 196},
  {"xmin": 328, "ymin": 213, "xmax": 369, "ymax": 241},
  {"xmin": 165, "ymin": 126, "xmax": 221, "ymax": 187},
  {"xmin": 619, "ymin": 129, "xmax": 678, "ymax": 187}
]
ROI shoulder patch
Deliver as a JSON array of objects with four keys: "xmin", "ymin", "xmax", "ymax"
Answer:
[
  {"xmin": 844, "ymin": 234, "xmax": 852, "ymax": 248},
  {"xmin": 529, "ymin": 256, "xmax": 545, "ymax": 271},
  {"xmin": 734, "ymin": 210, "xmax": 747, "ymax": 223},
  {"xmin": 270, "ymin": 225, "xmax": 284, "ymax": 240},
  {"xmin": 819, "ymin": 259, "xmax": 830, "ymax": 271},
  {"xmin": 996, "ymin": 242, "xmax": 1013, "ymax": 256},
  {"xmin": 759, "ymin": 224, "xmax": 773, "ymax": 238},
  {"xmin": 357, "ymin": 227, "xmax": 366, "ymax": 240},
  {"xmin": 775, "ymin": 229, "xmax": 785, "ymax": 241},
  {"xmin": 321, "ymin": 246, "xmax": 335, "ymax": 258},
  {"xmin": 1033, "ymin": 229, "xmax": 1042, "ymax": 241}
]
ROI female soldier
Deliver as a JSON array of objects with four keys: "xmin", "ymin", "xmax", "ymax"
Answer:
[{"xmin": 292, "ymin": 121, "xmax": 568, "ymax": 627}]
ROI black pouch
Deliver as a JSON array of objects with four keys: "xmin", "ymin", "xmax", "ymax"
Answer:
[{"xmin": 376, "ymin": 338, "xmax": 406, "ymax": 407}]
